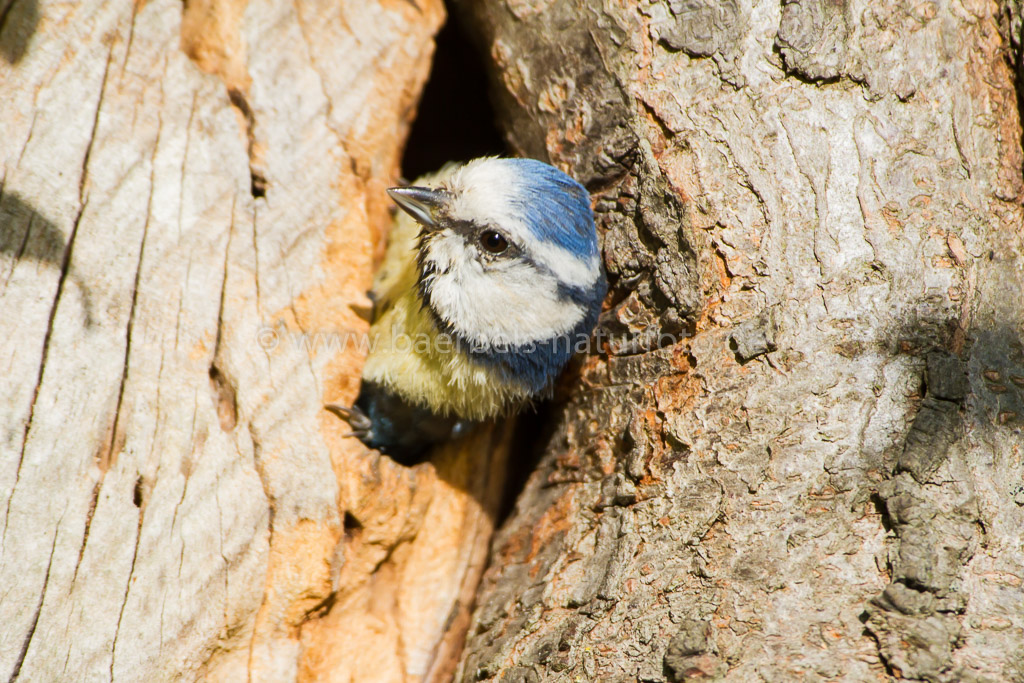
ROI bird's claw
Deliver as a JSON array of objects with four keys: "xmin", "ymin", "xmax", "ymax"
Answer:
[{"xmin": 325, "ymin": 403, "xmax": 373, "ymax": 436}]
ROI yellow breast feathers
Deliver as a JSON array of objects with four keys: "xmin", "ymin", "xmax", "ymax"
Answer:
[{"xmin": 360, "ymin": 177, "xmax": 533, "ymax": 421}]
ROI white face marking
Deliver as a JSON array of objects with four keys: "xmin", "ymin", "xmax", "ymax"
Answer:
[
  {"xmin": 442, "ymin": 159, "xmax": 601, "ymax": 289},
  {"xmin": 422, "ymin": 230, "xmax": 587, "ymax": 347}
]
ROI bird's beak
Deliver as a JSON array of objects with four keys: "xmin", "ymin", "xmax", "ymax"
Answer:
[{"xmin": 386, "ymin": 186, "xmax": 448, "ymax": 229}]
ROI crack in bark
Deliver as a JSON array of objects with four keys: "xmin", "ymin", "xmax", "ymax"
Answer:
[
  {"xmin": 212, "ymin": 197, "xmax": 234, "ymax": 358},
  {"xmin": 93, "ymin": 51, "xmax": 165, "ymax": 678},
  {"xmin": 290, "ymin": 0, "xmax": 340, "ymax": 142},
  {"xmin": 2, "ymin": 42, "xmax": 114, "ymax": 543},
  {"xmin": 251, "ymin": 206, "xmax": 262, "ymax": 314},
  {"xmin": 949, "ymin": 106, "xmax": 973, "ymax": 180},
  {"xmin": 208, "ymin": 195, "xmax": 238, "ymax": 431},
  {"xmin": 719, "ymin": 128, "xmax": 774, "ymax": 233},
  {"xmin": 177, "ymin": 91, "xmax": 198, "ymax": 240},
  {"xmin": 780, "ymin": 114, "xmax": 837, "ymax": 281},
  {"xmin": 290, "ymin": 0, "xmax": 365, "ymax": 219},
  {"xmin": 177, "ymin": 0, "xmax": 264, "ymax": 199},
  {"xmin": 108, "ymin": 500, "xmax": 145, "ymax": 682},
  {"xmin": 226, "ymin": 88, "xmax": 266, "ymax": 198},
  {"xmin": 121, "ymin": 0, "xmax": 140, "ymax": 76},
  {"xmin": 13, "ymin": 104, "xmax": 38, "ymax": 170},
  {"xmin": 98, "ymin": 71, "xmax": 162, "ymax": 475},
  {"xmin": 244, "ymin": 420, "xmax": 272, "ymax": 683},
  {"xmin": 171, "ymin": 392, "xmax": 200, "ymax": 560},
  {"xmin": 7, "ymin": 522, "xmax": 59, "ymax": 682},
  {"xmin": 70, "ymin": 480, "xmax": 102, "ymax": 585},
  {"xmin": 214, "ymin": 468, "xmax": 231, "ymax": 638}
]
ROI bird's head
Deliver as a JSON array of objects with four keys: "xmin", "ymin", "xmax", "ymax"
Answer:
[{"xmin": 387, "ymin": 157, "xmax": 605, "ymax": 376}]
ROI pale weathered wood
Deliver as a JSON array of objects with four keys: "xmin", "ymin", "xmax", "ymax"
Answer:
[
  {"xmin": 1, "ymin": 1, "xmax": 513, "ymax": 681},
  {"xmin": 7, "ymin": 0, "xmax": 1024, "ymax": 681},
  {"xmin": 453, "ymin": 0, "xmax": 1024, "ymax": 681}
]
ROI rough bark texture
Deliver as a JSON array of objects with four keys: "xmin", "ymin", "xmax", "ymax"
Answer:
[
  {"xmin": 452, "ymin": 0, "xmax": 1024, "ymax": 681},
  {"xmin": 1, "ymin": 1, "xmax": 511, "ymax": 681},
  {"xmin": 4, "ymin": 0, "xmax": 1024, "ymax": 682}
]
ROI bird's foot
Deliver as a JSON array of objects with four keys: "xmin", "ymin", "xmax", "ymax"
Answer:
[{"xmin": 325, "ymin": 403, "xmax": 373, "ymax": 440}]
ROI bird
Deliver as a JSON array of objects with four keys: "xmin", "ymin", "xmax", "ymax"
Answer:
[{"xmin": 328, "ymin": 157, "xmax": 606, "ymax": 461}]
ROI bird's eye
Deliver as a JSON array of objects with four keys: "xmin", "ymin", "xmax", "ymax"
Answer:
[{"xmin": 479, "ymin": 230, "xmax": 509, "ymax": 254}]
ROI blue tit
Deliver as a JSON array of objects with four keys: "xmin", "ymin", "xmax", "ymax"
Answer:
[{"xmin": 329, "ymin": 157, "xmax": 606, "ymax": 461}]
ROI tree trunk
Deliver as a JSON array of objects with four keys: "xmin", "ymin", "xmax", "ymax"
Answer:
[
  {"xmin": 450, "ymin": 0, "xmax": 1024, "ymax": 681},
  {"xmin": 1, "ymin": 1, "xmax": 507, "ymax": 681},
  {"xmin": 3, "ymin": 0, "xmax": 1024, "ymax": 682}
]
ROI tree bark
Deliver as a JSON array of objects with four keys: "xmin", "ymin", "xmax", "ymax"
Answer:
[
  {"xmin": 451, "ymin": 0, "xmax": 1024, "ymax": 681},
  {"xmin": 1, "ymin": 1, "xmax": 508, "ymax": 681},
  {"xmin": 3, "ymin": 0, "xmax": 1024, "ymax": 682}
]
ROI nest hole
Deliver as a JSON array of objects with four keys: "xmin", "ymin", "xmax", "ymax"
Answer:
[{"xmin": 401, "ymin": 12, "xmax": 506, "ymax": 179}]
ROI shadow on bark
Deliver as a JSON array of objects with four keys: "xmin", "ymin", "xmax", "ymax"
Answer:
[
  {"xmin": 0, "ymin": 0, "xmax": 39, "ymax": 64},
  {"xmin": 0, "ymin": 190, "xmax": 94, "ymax": 326},
  {"xmin": 860, "ymin": 317, "xmax": 1024, "ymax": 681}
]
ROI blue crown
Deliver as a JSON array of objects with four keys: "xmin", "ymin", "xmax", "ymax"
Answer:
[{"xmin": 497, "ymin": 158, "xmax": 598, "ymax": 260}]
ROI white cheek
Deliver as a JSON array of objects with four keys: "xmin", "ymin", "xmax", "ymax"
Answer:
[
  {"xmin": 422, "ymin": 231, "xmax": 461, "ymax": 270},
  {"xmin": 423, "ymin": 235, "xmax": 585, "ymax": 346}
]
